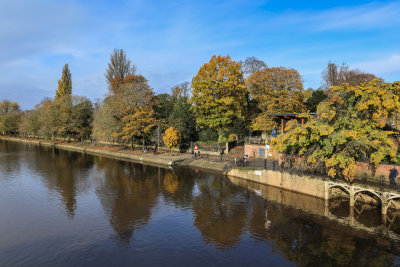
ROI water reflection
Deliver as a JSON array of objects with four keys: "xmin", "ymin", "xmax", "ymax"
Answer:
[
  {"xmin": 229, "ymin": 176, "xmax": 400, "ymax": 266},
  {"xmin": 2, "ymin": 140, "xmax": 400, "ymax": 266},
  {"xmin": 192, "ymin": 175, "xmax": 248, "ymax": 248},
  {"xmin": 0, "ymin": 140, "xmax": 22, "ymax": 177},
  {"xmin": 31, "ymin": 146, "xmax": 92, "ymax": 217},
  {"xmin": 94, "ymin": 158, "xmax": 160, "ymax": 242}
]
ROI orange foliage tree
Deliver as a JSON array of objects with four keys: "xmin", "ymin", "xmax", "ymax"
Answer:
[
  {"xmin": 247, "ymin": 67, "xmax": 306, "ymax": 132},
  {"xmin": 162, "ymin": 127, "xmax": 180, "ymax": 154}
]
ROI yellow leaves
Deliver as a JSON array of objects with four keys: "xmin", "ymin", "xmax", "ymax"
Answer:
[
  {"xmin": 247, "ymin": 66, "xmax": 306, "ymax": 131},
  {"xmin": 162, "ymin": 127, "xmax": 180, "ymax": 152},
  {"xmin": 327, "ymin": 168, "xmax": 336, "ymax": 178},
  {"xmin": 273, "ymin": 79, "xmax": 400, "ymax": 182},
  {"xmin": 191, "ymin": 55, "xmax": 247, "ymax": 131}
]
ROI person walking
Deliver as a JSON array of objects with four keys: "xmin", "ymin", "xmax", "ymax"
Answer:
[{"xmin": 389, "ymin": 167, "xmax": 398, "ymax": 188}]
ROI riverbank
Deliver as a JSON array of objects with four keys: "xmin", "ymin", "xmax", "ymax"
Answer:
[{"xmin": 0, "ymin": 136, "xmax": 231, "ymax": 172}]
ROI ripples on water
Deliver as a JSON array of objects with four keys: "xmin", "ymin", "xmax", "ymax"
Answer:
[{"xmin": 1, "ymin": 140, "xmax": 400, "ymax": 266}]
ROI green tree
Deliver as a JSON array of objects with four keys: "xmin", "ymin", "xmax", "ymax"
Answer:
[
  {"xmin": 56, "ymin": 64, "xmax": 72, "ymax": 98},
  {"xmin": 51, "ymin": 95, "xmax": 94, "ymax": 141},
  {"xmin": 0, "ymin": 100, "xmax": 21, "ymax": 135},
  {"xmin": 273, "ymin": 79, "xmax": 400, "ymax": 182},
  {"xmin": 169, "ymin": 96, "xmax": 197, "ymax": 143},
  {"xmin": 306, "ymin": 89, "xmax": 328, "ymax": 113},
  {"xmin": 191, "ymin": 55, "xmax": 247, "ymax": 139}
]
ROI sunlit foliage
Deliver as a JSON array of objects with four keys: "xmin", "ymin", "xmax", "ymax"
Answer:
[{"xmin": 273, "ymin": 79, "xmax": 400, "ymax": 181}]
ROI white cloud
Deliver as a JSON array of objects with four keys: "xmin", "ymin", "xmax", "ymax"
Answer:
[{"xmin": 353, "ymin": 54, "xmax": 400, "ymax": 76}]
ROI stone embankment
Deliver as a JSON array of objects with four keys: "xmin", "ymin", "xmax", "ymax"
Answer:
[
  {"xmin": 226, "ymin": 167, "xmax": 400, "ymax": 214},
  {"xmin": 0, "ymin": 136, "xmax": 231, "ymax": 172}
]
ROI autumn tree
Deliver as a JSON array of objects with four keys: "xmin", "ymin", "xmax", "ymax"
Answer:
[
  {"xmin": 102, "ymin": 74, "xmax": 156, "ymax": 148},
  {"xmin": 105, "ymin": 49, "xmax": 136, "ymax": 85},
  {"xmin": 191, "ymin": 55, "xmax": 247, "ymax": 140},
  {"xmin": 273, "ymin": 79, "xmax": 400, "ymax": 182},
  {"xmin": 240, "ymin": 56, "xmax": 267, "ymax": 77},
  {"xmin": 321, "ymin": 62, "xmax": 378, "ymax": 90},
  {"xmin": 163, "ymin": 127, "xmax": 180, "ymax": 154},
  {"xmin": 247, "ymin": 67, "xmax": 306, "ymax": 131},
  {"xmin": 56, "ymin": 64, "xmax": 72, "ymax": 98},
  {"xmin": 171, "ymin": 81, "xmax": 190, "ymax": 100}
]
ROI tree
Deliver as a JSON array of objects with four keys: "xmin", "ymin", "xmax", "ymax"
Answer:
[
  {"xmin": 169, "ymin": 96, "xmax": 197, "ymax": 143},
  {"xmin": 104, "ymin": 74, "xmax": 156, "ymax": 147},
  {"xmin": 51, "ymin": 95, "xmax": 94, "ymax": 141},
  {"xmin": 240, "ymin": 56, "xmax": 267, "ymax": 77},
  {"xmin": 306, "ymin": 89, "xmax": 328, "ymax": 113},
  {"xmin": 163, "ymin": 127, "xmax": 180, "ymax": 154},
  {"xmin": 105, "ymin": 49, "xmax": 136, "ymax": 85},
  {"xmin": 272, "ymin": 79, "xmax": 400, "ymax": 182},
  {"xmin": 321, "ymin": 62, "xmax": 378, "ymax": 90},
  {"xmin": 56, "ymin": 64, "xmax": 72, "ymax": 98},
  {"xmin": 247, "ymin": 67, "xmax": 306, "ymax": 131},
  {"xmin": 0, "ymin": 100, "xmax": 21, "ymax": 135},
  {"xmin": 171, "ymin": 81, "xmax": 190, "ymax": 100},
  {"xmin": 191, "ymin": 55, "xmax": 247, "ymax": 139},
  {"xmin": 121, "ymin": 107, "xmax": 156, "ymax": 149},
  {"xmin": 92, "ymin": 102, "xmax": 120, "ymax": 142}
]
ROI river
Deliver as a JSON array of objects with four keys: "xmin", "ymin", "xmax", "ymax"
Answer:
[{"xmin": 1, "ymin": 140, "xmax": 400, "ymax": 266}]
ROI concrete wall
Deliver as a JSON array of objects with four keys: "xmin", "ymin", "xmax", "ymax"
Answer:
[
  {"xmin": 227, "ymin": 168, "xmax": 326, "ymax": 199},
  {"xmin": 244, "ymin": 144, "xmax": 279, "ymax": 159}
]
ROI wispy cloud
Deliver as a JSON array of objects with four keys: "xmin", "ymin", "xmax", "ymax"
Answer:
[
  {"xmin": 354, "ymin": 54, "xmax": 400, "ymax": 77},
  {"xmin": 0, "ymin": 0, "xmax": 399, "ymax": 109}
]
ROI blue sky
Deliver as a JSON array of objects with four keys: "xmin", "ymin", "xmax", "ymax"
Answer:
[{"xmin": 0, "ymin": 0, "xmax": 399, "ymax": 109}]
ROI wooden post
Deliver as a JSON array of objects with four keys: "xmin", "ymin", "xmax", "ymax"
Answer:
[
  {"xmin": 281, "ymin": 118, "xmax": 284, "ymax": 133},
  {"xmin": 301, "ymin": 118, "xmax": 304, "ymax": 125}
]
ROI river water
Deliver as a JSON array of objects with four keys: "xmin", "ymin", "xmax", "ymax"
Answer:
[{"xmin": 1, "ymin": 140, "xmax": 400, "ymax": 266}]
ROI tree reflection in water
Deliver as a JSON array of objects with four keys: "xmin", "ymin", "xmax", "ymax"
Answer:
[
  {"xmin": 29, "ymin": 145, "xmax": 92, "ymax": 217},
  {"xmin": 192, "ymin": 174, "xmax": 248, "ymax": 249},
  {"xmin": 3, "ymin": 140, "xmax": 400, "ymax": 266},
  {"xmin": 95, "ymin": 158, "xmax": 160, "ymax": 243}
]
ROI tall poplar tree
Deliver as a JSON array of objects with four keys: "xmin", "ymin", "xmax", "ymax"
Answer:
[{"xmin": 56, "ymin": 64, "xmax": 72, "ymax": 98}]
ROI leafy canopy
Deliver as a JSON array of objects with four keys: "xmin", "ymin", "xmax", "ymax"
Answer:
[
  {"xmin": 247, "ymin": 67, "xmax": 306, "ymax": 131},
  {"xmin": 272, "ymin": 79, "xmax": 400, "ymax": 182},
  {"xmin": 163, "ymin": 127, "xmax": 180, "ymax": 153},
  {"xmin": 190, "ymin": 55, "xmax": 247, "ymax": 135}
]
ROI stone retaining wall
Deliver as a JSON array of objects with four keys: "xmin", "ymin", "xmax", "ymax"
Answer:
[{"xmin": 227, "ymin": 168, "xmax": 326, "ymax": 199}]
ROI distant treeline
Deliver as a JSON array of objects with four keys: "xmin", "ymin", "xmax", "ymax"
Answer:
[{"xmin": 0, "ymin": 49, "xmax": 380, "ymax": 149}]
